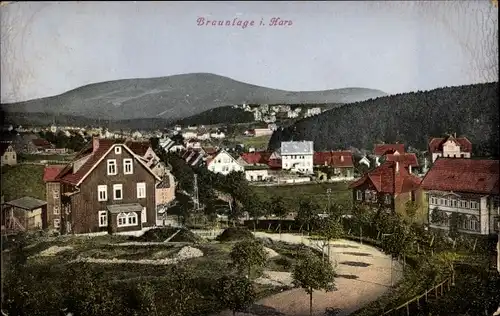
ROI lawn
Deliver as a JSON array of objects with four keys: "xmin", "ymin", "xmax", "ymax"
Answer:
[
  {"xmin": 1, "ymin": 164, "xmax": 46, "ymax": 201},
  {"xmin": 233, "ymin": 135, "xmax": 272, "ymax": 150},
  {"xmin": 18, "ymin": 153, "xmax": 75, "ymax": 162},
  {"xmin": 252, "ymin": 182, "xmax": 352, "ymax": 212}
]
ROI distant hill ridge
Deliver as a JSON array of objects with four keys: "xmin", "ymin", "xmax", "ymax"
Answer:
[
  {"xmin": 268, "ymin": 82, "xmax": 499, "ymax": 157},
  {"xmin": 1, "ymin": 73, "xmax": 387, "ymax": 121}
]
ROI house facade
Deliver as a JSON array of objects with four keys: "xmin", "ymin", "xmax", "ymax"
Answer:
[
  {"xmin": 428, "ymin": 135, "xmax": 472, "ymax": 163},
  {"xmin": 207, "ymin": 150, "xmax": 244, "ymax": 175},
  {"xmin": 313, "ymin": 151, "xmax": 355, "ymax": 181},
  {"xmin": 349, "ymin": 161, "xmax": 424, "ymax": 221},
  {"xmin": 0, "ymin": 142, "xmax": 17, "ymax": 166},
  {"xmin": 421, "ymin": 158, "xmax": 499, "ymax": 235},
  {"xmin": 238, "ymin": 152, "xmax": 273, "ymax": 181},
  {"xmin": 2, "ymin": 197, "xmax": 48, "ymax": 233},
  {"xmin": 44, "ymin": 138, "xmax": 161, "ymax": 235},
  {"xmin": 43, "ymin": 165, "xmax": 66, "ymax": 229},
  {"xmin": 281, "ymin": 141, "xmax": 314, "ymax": 174}
]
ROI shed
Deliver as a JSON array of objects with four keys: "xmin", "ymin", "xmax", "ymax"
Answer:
[{"xmin": 1, "ymin": 196, "xmax": 48, "ymax": 234}]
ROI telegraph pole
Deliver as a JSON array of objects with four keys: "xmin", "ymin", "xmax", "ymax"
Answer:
[
  {"xmin": 326, "ymin": 188, "xmax": 332, "ymax": 213},
  {"xmin": 193, "ymin": 174, "xmax": 200, "ymax": 211}
]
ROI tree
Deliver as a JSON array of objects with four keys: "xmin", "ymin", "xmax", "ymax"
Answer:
[
  {"xmin": 317, "ymin": 216, "xmax": 344, "ymax": 259},
  {"xmin": 270, "ymin": 196, "xmax": 288, "ymax": 236},
  {"xmin": 404, "ymin": 200, "xmax": 419, "ymax": 223},
  {"xmin": 230, "ymin": 239, "xmax": 268, "ymax": 279},
  {"xmin": 295, "ymin": 198, "xmax": 320, "ymax": 234},
  {"xmin": 162, "ymin": 265, "xmax": 202, "ymax": 316},
  {"xmin": 381, "ymin": 219, "xmax": 415, "ymax": 269},
  {"xmin": 243, "ymin": 194, "xmax": 265, "ymax": 232},
  {"xmin": 436, "ymin": 251, "xmax": 462, "ymax": 285},
  {"xmin": 292, "ymin": 252, "xmax": 336, "ymax": 316},
  {"xmin": 215, "ymin": 275, "xmax": 256, "ymax": 316}
]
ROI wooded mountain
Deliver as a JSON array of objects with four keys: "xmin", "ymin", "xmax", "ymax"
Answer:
[
  {"xmin": 268, "ymin": 82, "xmax": 499, "ymax": 157},
  {"xmin": 1, "ymin": 73, "xmax": 386, "ymax": 121},
  {"xmin": 174, "ymin": 106, "xmax": 254, "ymax": 126}
]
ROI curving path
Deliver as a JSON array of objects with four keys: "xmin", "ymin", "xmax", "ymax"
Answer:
[{"xmin": 218, "ymin": 232, "xmax": 403, "ymax": 316}]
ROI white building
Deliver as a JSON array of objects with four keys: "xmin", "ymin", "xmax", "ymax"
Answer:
[
  {"xmin": 253, "ymin": 128, "xmax": 274, "ymax": 137},
  {"xmin": 421, "ymin": 158, "xmax": 500, "ymax": 235},
  {"xmin": 211, "ymin": 132, "xmax": 226, "ymax": 139},
  {"xmin": 428, "ymin": 135, "xmax": 472, "ymax": 163},
  {"xmin": 281, "ymin": 141, "xmax": 314, "ymax": 174},
  {"xmin": 182, "ymin": 131, "xmax": 198, "ymax": 139},
  {"xmin": 304, "ymin": 107, "xmax": 322, "ymax": 118},
  {"xmin": 207, "ymin": 150, "xmax": 244, "ymax": 175}
]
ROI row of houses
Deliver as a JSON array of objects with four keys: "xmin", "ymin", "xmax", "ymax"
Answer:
[
  {"xmin": 1, "ymin": 138, "xmax": 176, "ymax": 235},
  {"xmin": 350, "ymin": 154, "xmax": 499, "ymax": 237}
]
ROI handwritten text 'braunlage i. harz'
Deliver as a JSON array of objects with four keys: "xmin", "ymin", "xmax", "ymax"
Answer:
[{"xmin": 196, "ymin": 17, "xmax": 293, "ymax": 28}]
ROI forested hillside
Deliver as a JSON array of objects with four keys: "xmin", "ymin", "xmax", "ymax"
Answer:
[
  {"xmin": 268, "ymin": 82, "xmax": 499, "ymax": 157},
  {"xmin": 175, "ymin": 106, "xmax": 254, "ymax": 126}
]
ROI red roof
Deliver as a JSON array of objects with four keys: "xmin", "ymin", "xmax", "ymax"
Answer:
[
  {"xmin": 203, "ymin": 147, "xmax": 218, "ymax": 155},
  {"xmin": 373, "ymin": 144, "xmax": 405, "ymax": 156},
  {"xmin": 32, "ymin": 138, "xmax": 52, "ymax": 148},
  {"xmin": 125, "ymin": 140, "xmax": 151, "ymax": 157},
  {"xmin": 386, "ymin": 153, "xmax": 419, "ymax": 167},
  {"xmin": 349, "ymin": 161, "xmax": 421, "ymax": 194},
  {"xmin": 313, "ymin": 151, "xmax": 354, "ymax": 168},
  {"xmin": 43, "ymin": 165, "xmax": 66, "ymax": 182},
  {"xmin": 240, "ymin": 152, "xmax": 271, "ymax": 165},
  {"xmin": 56, "ymin": 139, "xmax": 116, "ymax": 185},
  {"xmin": 421, "ymin": 158, "xmax": 499, "ymax": 195},
  {"xmin": 428, "ymin": 136, "xmax": 472, "ymax": 154}
]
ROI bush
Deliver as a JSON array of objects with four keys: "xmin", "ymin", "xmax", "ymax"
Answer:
[
  {"xmin": 133, "ymin": 227, "xmax": 202, "ymax": 243},
  {"xmin": 216, "ymin": 227, "xmax": 254, "ymax": 242},
  {"xmin": 274, "ymin": 256, "xmax": 294, "ymax": 270}
]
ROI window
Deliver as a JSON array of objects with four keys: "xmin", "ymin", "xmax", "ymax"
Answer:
[
  {"xmin": 384, "ymin": 194, "xmax": 391, "ymax": 204},
  {"xmin": 114, "ymin": 146, "xmax": 122, "ymax": 154},
  {"xmin": 460, "ymin": 200, "xmax": 467, "ymax": 208},
  {"xmin": 123, "ymin": 159, "xmax": 133, "ymax": 174},
  {"xmin": 54, "ymin": 219, "xmax": 60, "ymax": 228},
  {"xmin": 113, "ymin": 184, "xmax": 123, "ymax": 200},
  {"xmin": 98, "ymin": 210, "xmax": 108, "ymax": 227},
  {"xmin": 444, "ymin": 199, "xmax": 449, "ymax": 206},
  {"xmin": 53, "ymin": 205, "xmax": 60, "ymax": 215},
  {"xmin": 97, "ymin": 185, "xmax": 108, "ymax": 202},
  {"xmin": 470, "ymin": 201, "xmax": 478, "ymax": 209},
  {"xmin": 128, "ymin": 212, "xmax": 138, "ymax": 225},
  {"xmin": 411, "ymin": 191, "xmax": 416, "ymax": 202},
  {"xmin": 356, "ymin": 190, "xmax": 363, "ymax": 201},
  {"xmin": 430, "ymin": 197, "xmax": 436, "ymax": 204},
  {"xmin": 53, "ymin": 190, "xmax": 59, "ymax": 199},
  {"xmin": 137, "ymin": 182, "xmax": 146, "ymax": 198},
  {"xmin": 141, "ymin": 207, "xmax": 147, "ymax": 223},
  {"xmin": 117, "ymin": 213, "xmax": 127, "ymax": 227},
  {"xmin": 438, "ymin": 199, "xmax": 443, "ymax": 205},
  {"xmin": 107, "ymin": 159, "xmax": 117, "ymax": 175},
  {"xmin": 452, "ymin": 199, "xmax": 458, "ymax": 207}
]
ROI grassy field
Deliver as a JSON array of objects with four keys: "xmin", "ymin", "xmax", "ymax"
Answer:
[
  {"xmin": 252, "ymin": 182, "xmax": 352, "ymax": 212},
  {"xmin": 18, "ymin": 153, "xmax": 75, "ymax": 162},
  {"xmin": 1, "ymin": 164, "xmax": 46, "ymax": 201},
  {"xmin": 232, "ymin": 135, "xmax": 272, "ymax": 150},
  {"xmin": 2, "ymin": 231, "xmax": 312, "ymax": 315}
]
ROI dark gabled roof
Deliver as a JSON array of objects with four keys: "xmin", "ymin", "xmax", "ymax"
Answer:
[
  {"xmin": 5, "ymin": 196, "xmax": 47, "ymax": 210},
  {"xmin": 385, "ymin": 153, "xmax": 419, "ymax": 167},
  {"xmin": 125, "ymin": 140, "xmax": 151, "ymax": 157}
]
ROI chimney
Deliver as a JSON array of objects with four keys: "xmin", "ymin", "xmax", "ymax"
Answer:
[
  {"xmin": 395, "ymin": 161, "xmax": 400, "ymax": 173},
  {"xmin": 341, "ymin": 155, "xmax": 344, "ymax": 162},
  {"xmin": 409, "ymin": 165, "xmax": 412, "ymax": 174},
  {"xmin": 92, "ymin": 136, "xmax": 100, "ymax": 153},
  {"xmin": 454, "ymin": 132, "xmax": 457, "ymax": 138}
]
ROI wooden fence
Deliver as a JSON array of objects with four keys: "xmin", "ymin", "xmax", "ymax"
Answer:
[{"xmin": 382, "ymin": 277, "xmax": 453, "ymax": 316}]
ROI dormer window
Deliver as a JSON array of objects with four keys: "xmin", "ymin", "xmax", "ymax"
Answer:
[{"xmin": 115, "ymin": 146, "xmax": 122, "ymax": 154}]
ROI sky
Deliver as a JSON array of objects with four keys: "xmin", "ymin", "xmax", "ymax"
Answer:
[{"xmin": 0, "ymin": 1, "xmax": 498, "ymax": 103}]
